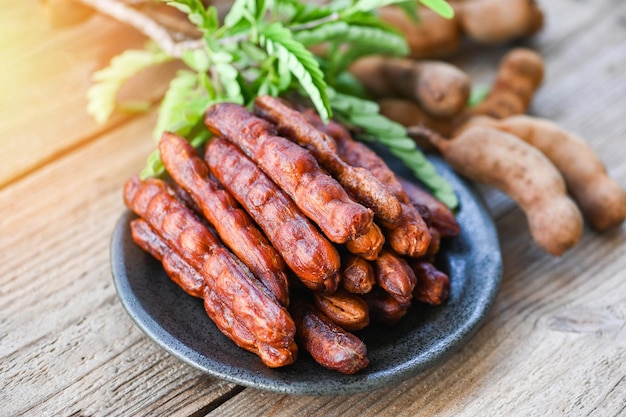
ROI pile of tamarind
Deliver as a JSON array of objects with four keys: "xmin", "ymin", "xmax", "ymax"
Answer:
[{"xmin": 351, "ymin": 0, "xmax": 626, "ymax": 256}]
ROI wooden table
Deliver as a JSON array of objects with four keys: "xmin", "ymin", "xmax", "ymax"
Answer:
[{"xmin": 2, "ymin": 1, "xmax": 625, "ymax": 415}]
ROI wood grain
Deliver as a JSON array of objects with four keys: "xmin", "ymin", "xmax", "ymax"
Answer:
[{"xmin": 0, "ymin": 0, "xmax": 625, "ymax": 416}]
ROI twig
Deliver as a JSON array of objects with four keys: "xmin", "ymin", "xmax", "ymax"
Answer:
[{"xmin": 78, "ymin": 0, "xmax": 202, "ymax": 58}]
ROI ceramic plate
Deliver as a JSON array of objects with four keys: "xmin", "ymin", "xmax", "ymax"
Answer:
[{"xmin": 110, "ymin": 152, "xmax": 502, "ymax": 395}]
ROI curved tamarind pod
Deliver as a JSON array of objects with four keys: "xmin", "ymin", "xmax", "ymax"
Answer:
[
  {"xmin": 302, "ymin": 110, "xmax": 432, "ymax": 257},
  {"xmin": 453, "ymin": 0, "xmax": 544, "ymax": 44},
  {"xmin": 312, "ymin": 289, "xmax": 370, "ymax": 331},
  {"xmin": 378, "ymin": 6, "xmax": 462, "ymax": 59},
  {"xmin": 123, "ymin": 177, "xmax": 297, "ymax": 347},
  {"xmin": 472, "ymin": 115, "xmax": 626, "ymax": 231},
  {"xmin": 409, "ymin": 261, "xmax": 451, "ymax": 306},
  {"xmin": 128, "ymin": 218, "xmax": 297, "ymax": 368},
  {"xmin": 203, "ymin": 285, "xmax": 298, "ymax": 368},
  {"xmin": 159, "ymin": 132, "xmax": 290, "ymax": 306},
  {"xmin": 204, "ymin": 102, "xmax": 373, "ymax": 244},
  {"xmin": 344, "ymin": 223, "xmax": 385, "ymax": 261},
  {"xmin": 426, "ymin": 125, "xmax": 583, "ymax": 256},
  {"xmin": 398, "ymin": 176, "xmax": 461, "ymax": 237},
  {"xmin": 349, "ymin": 56, "xmax": 470, "ymax": 118},
  {"xmin": 374, "ymin": 250, "xmax": 417, "ymax": 306},
  {"xmin": 254, "ymin": 95, "xmax": 402, "ymax": 227},
  {"xmin": 471, "ymin": 48, "xmax": 544, "ymax": 119},
  {"xmin": 130, "ymin": 219, "xmax": 205, "ymax": 298},
  {"xmin": 291, "ymin": 301, "xmax": 369, "ymax": 375},
  {"xmin": 206, "ymin": 138, "xmax": 341, "ymax": 293},
  {"xmin": 362, "ymin": 286, "xmax": 410, "ymax": 325},
  {"xmin": 341, "ymin": 255, "xmax": 376, "ymax": 294}
]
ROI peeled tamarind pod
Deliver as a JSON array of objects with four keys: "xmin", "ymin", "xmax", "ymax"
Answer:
[
  {"xmin": 254, "ymin": 95, "xmax": 403, "ymax": 227},
  {"xmin": 349, "ymin": 56, "xmax": 471, "ymax": 118},
  {"xmin": 130, "ymin": 219, "xmax": 206, "ymax": 298},
  {"xmin": 312, "ymin": 289, "xmax": 370, "ymax": 331},
  {"xmin": 409, "ymin": 261, "xmax": 451, "ymax": 306},
  {"xmin": 473, "ymin": 115, "xmax": 626, "ymax": 231},
  {"xmin": 374, "ymin": 250, "xmax": 417, "ymax": 306},
  {"xmin": 362, "ymin": 286, "xmax": 410, "ymax": 325},
  {"xmin": 291, "ymin": 301, "xmax": 369, "ymax": 375},
  {"xmin": 123, "ymin": 177, "xmax": 297, "ymax": 349},
  {"xmin": 426, "ymin": 125, "xmax": 583, "ymax": 256},
  {"xmin": 344, "ymin": 222, "xmax": 385, "ymax": 261},
  {"xmin": 398, "ymin": 176, "xmax": 461, "ymax": 237},
  {"xmin": 206, "ymin": 138, "xmax": 341, "ymax": 293},
  {"xmin": 341, "ymin": 255, "xmax": 376, "ymax": 294},
  {"xmin": 159, "ymin": 132, "xmax": 290, "ymax": 306},
  {"xmin": 205, "ymin": 102, "xmax": 374, "ymax": 244},
  {"xmin": 453, "ymin": 0, "xmax": 544, "ymax": 44},
  {"xmin": 471, "ymin": 48, "xmax": 545, "ymax": 119},
  {"xmin": 302, "ymin": 112, "xmax": 432, "ymax": 257},
  {"xmin": 378, "ymin": 6, "xmax": 462, "ymax": 59}
]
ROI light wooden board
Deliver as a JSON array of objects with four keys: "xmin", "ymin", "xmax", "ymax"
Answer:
[{"xmin": 1, "ymin": 0, "xmax": 625, "ymax": 416}]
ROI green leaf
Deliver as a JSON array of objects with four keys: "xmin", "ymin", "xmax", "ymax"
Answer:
[
  {"xmin": 164, "ymin": 0, "xmax": 219, "ymax": 34},
  {"xmin": 87, "ymin": 47, "xmax": 171, "ymax": 124},
  {"xmin": 152, "ymin": 70, "xmax": 213, "ymax": 141},
  {"xmin": 468, "ymin": 84, "xmax": 491, "ymax": 108},
  {"xmin": 259, "ymin": 22, "xmax": 331, "ymax": 121},
  {"xmin": 418, "ymin": 0, "xmax": 454, "ymax": 19}
]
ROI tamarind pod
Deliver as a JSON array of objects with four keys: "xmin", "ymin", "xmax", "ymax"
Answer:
[
  {"xmin": 159, "ymin": 132, "xmax": 290, "ymax": 306},
  {"xmin": 386, "ymin": 202, "xmax": 432, "ymax": 257},
  {"xmin": 129, "ymin": 218, "xmax": 297, "ymax": 367},
  {"xmin": 206, "ymin": 137, "xmax": 341, "ymax": 293},
  {"xmin": 203, "ymin": 285, "xmax": 298, "ymax": 368},
  {"xmin": 312, "ymin": 289, "xmax": 370, "ymax": 331},
  {"xmin": 123, "ymin": 177, "xmax": 296, "ymax": 346},
  {"xmin": 291, "ymin": 301, "xmax": 369, "ymax": 374},
  {"xmin": 344, "ymin": 223, "xmax": 385, "ymax": 261},
  {"xmin": 479, "ymin": 115, "xmax": 626, "ymax": 231},
  {"xmin": 378, "ymin": 98, "xmax": 456, "ymax": 141},
  {"xmin": 349, "ymin": 56, "xmax": 470, "ymax": 118},
  {"xmin": 453, "ymin": 0, "xmax": 544, "ymax": 44},
  {"xmin": 471, "ymin": 48, "xmax": 544, "ymax": 119},
  {"xmin": 362, "ymin": 286, "xmax": 410, "ymax": 325},
  {"xmin": 409, "ymin": 261, "xmax": 450, "ymax": 306},
  {"xmin": 374, "ymin": 250, "xmax": 417, "ymax": 306},
  {"xmin": 378, "ymin": 6, "xmax": 462, "ymax": 59},
  {"xmin": 398, "ymin": 176, "xmax": 461, "ymax": 237},
  {"xmin": 130, "ymin": 218, "xmax": 206, "ymax": 298},
  {"xmin": 341, "ymin": 255, "xmax": 376, "ymax": 294},
  {"xmin": 426, "ymin": 125, "xmax": 583, "ymax": 256},
  {"xmin": 254, "ymin": 95, "xmax": 402, "ymax": 227},
  {"xmin": 204, "ymin": 102, "xmax": 374, "ymax": 244},
  {"xmin": 303, "ymin": 112, "xmax": 432, "ymax": 257},
  {"xmin": 301, "ymin": 109, "xmax": 405, "ymax": 200}
]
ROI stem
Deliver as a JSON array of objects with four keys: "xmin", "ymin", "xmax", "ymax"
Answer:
[{"xmin": 78, "ymin": 0, "xmax": 202, "ymax": 58}]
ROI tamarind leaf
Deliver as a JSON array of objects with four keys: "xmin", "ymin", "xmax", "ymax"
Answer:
[
  {"xmin": 164, "ymin": 0, "xmax": 219, "ymax": 34},
  {"xmin": 295, "ymin": 21, "xmax": 407, "ymax": 58},
  {"xmin": 87, "ymin": 47, "xmax": 172, "ymax": 125},
  {"xmin": 418, "ymin": 0, "xmax": 454, "ymax": 19},
  {"xmin": 259, "ymin": 22, "xmax": 331, "ymax": 121},
  {"xmin": 153, "ymin": 70, "xmax": 212, "ymax": 141}
]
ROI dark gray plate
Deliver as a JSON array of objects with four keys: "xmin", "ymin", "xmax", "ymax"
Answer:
[{"xmin": 110, "ymin": 154, "xmax": 502, "ymax": 395}]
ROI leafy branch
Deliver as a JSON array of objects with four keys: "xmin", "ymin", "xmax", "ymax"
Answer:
[{"xmin": 84, "ymin": 0, "xmax": 459, "ymax": 208}]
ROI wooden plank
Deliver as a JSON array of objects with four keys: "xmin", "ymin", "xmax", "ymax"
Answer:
[
  {"xmin": 0, "ymin": 111, "xmax": 240, "ymax": 416},
  {"xmin": 0, "ymin": 1, "xmax": 177, "ymax": 189}
]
